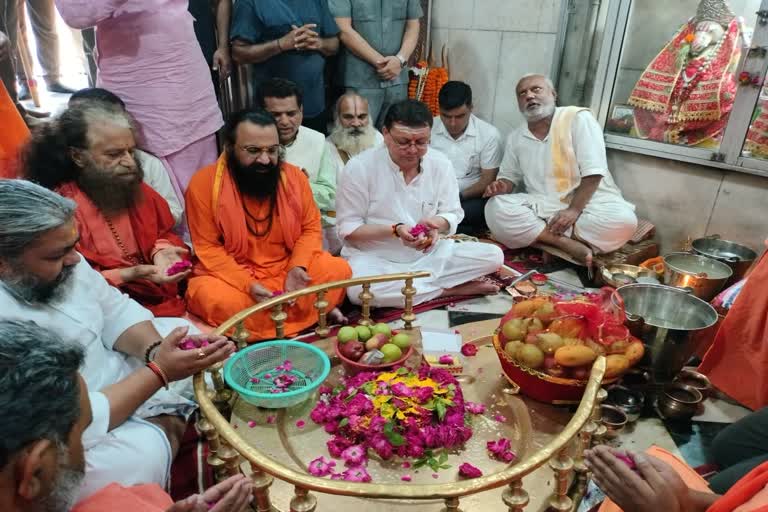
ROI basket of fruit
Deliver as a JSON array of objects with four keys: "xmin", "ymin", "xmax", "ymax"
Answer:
[
  {"xmin": 492, "ymin": 293, "xmax": 644, "ymax": 404},
  {"xmin": 335, "ymin": 323, "xmax": 415, "ymax": 376}
]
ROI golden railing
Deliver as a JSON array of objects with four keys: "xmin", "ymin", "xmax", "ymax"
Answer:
[{"xmin": 193, "ymin": 272, "xmax": 607, "ymax": 511}]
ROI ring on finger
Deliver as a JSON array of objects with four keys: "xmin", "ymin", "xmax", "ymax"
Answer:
[{"xmin": 197, "ymin": 349, "xmax": 206, "ymax": 359}]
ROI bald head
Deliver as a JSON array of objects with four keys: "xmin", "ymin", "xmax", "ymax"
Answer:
[
  {"xmin": 335, "ymin": 93, "xmax": 371, "ymax": 129},
  {"xmin": 516, "ymin": 74, "xmax": 557, "ymax": 123}
]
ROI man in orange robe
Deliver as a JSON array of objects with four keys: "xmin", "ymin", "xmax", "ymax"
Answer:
[
  {"xmin": 1, "ymin": 28, "xmax": 29, "ymax": 178},
  {"xmin": 185, "ymin": 109, "xmax": 351, "ymax": 341},
  {"xmin": 699, "ymin": 239, "xmax": 768, "ymax": 411},
  {"xmin": 22, "ymin": 102, "xmax": 190, "ymax": 316}
]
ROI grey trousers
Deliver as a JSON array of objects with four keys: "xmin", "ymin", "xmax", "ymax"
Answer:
[
  {"xmin": 349, "ymin": 83, "xmax": 408, "ymax": 128},
  {"xmin": 2, "ymin": 0, "xmax": 60, "ymax": 83},
  {"xmin": 708, "ymin": 406, "xmax": 768, "ymax": 493}
]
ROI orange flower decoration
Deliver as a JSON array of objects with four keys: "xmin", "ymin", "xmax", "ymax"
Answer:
[{"xmin": 684, "ymin": 33, "xmax": 695, "ymax": 43}]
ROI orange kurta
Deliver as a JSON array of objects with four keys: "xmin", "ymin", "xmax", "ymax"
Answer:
[
  {"xmin": 72, "ymin": 483, "xmax": 173, "ymax": 512},
  {"xmin": 185, "ymin": 159, "xmax": 351, "ymax": 340},
  {"xmin": 0, "ymin": 82, "xmax": 29, "ymax": 178}
]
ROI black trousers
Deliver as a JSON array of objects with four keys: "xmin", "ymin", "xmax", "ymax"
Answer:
[
  {"xmin": 457, "ymin": 197, "xmax": 488, "ymax": 235},
  {"xmin": 708, "ymin": 406, "xmax": 768, "ymax": 493}
]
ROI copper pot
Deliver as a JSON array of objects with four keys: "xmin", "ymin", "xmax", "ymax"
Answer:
[
  {"xmin": 605, "ymin": 385, "xmax": 645, "ymax": 422},
  {"xmin": 674, "ymin": 369, "xmax": 712, "ymax": 398},
  {"xmin": 600, "ymin": 404, "xmax": 628, "ymax": 438},
  {"xmin": 658, "ymin": 383, "xmax": 703, "ymax": 420}
]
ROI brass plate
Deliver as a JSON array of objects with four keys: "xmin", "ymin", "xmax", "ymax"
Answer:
[{"xmin": 233, "ymin": 320, "xmax": 577, "ymax": 511}]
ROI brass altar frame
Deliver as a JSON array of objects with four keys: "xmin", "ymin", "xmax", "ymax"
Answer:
[{"xmin": 193, "ymin": 272, "xmax": 607, "ymax": 511}]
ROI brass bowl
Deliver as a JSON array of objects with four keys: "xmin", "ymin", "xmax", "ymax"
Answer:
[
  {"xmin": 605, "ymin": 385, "xmax": 645, "ymax": 423},
  {"xmin": 658, "ymin": 383, "xmax": 703, "ymax": 420},
  {"xmin": 601, "ymin": 264, "xmax": 658, "ymax": 288},
  {"xmin": 600, "ymin": 404, "xmax": 628, "ymax": 438},
  {"xmin": 674, "ymin": 369, "xmax": 712, "ymax": 398}
]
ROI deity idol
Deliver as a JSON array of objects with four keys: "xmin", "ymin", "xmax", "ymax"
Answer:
[{"xmin": 628, "ymin": 0, "xmax": 744, "ymax": 146}]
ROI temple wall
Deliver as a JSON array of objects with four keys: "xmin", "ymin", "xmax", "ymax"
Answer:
[
  {"xmin": 430, "ymin": 0, "xmax": 562, "ymax": 136},
  {"xmin": 430, "ymin": 0, "xmax": 768, "ymax": 256}
]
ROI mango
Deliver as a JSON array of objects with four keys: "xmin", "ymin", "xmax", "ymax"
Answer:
[
  {"xmin": 605, "ymin": 354, "xmax": 631, "ymax": 379},
  {"xmin": 624, "ymin": 341, "xmax": 645, "ymax": 365},
  {"xmin": 554, "ymin": 345, "xmax": 598, "ymax": 367}
]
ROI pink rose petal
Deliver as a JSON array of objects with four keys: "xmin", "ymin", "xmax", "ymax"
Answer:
[
  {"xmin": 438, "ymin": 355, "xmax": 454, "ymax": 365},
  {"xmin": 432, "ymin": 473, "xmax": 439, "ymax": 479},
  {"xmin": 458, "ymin": 463, "xmax": 483, "ymax": 478},
  {"xmin": 296, "ymin": 420, "xmax": 306, "ymax": 429},
  {"xmin": 492, "ymin": 414, "xmax": 507, "ymax": 423},
  {"xmin": 401, "ymin": 461, "xmax": 411, "ymax": 469},
  {"xmin": 401, "ymin": 475, "xmax": 412, "ymax": 482},
  {"xmin": 266, "ymin": 415, "xmax": 276, "ymax": 424},
  {"xmin": 460, "ymin": 344, "xmax": 478, "ymax": 357},
  {"xmin": 247, "ymin": 420, "xmax": 256, "ymax": 428}
]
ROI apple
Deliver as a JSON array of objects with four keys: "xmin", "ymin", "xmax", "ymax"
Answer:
[
  {"xmin": 371, "ymin": 322, "xmax": 391, "ymax": 336},
  {"xmin": 543, "ymin": 356, "xmax": 566, "ymax": 377},
  {"xmin": 339, "ymin": 340, "xmax": 365, "ymax": 361},
  {"xmin": 337, "ymin": 326, "xmax": 358, "ymax": 344},
  {"xmin": 366, "ymin": 333, "xmax": 389, "ymax": 351},
  {"xmin": 571, "ymin": 366, "xmax": 591, "ymax": 380},
  {"xmin": 355, "ymin": 325, "xmax": 373, "ymax": 342},
  {"xmin": 391, "ymin": 333, "xmax": 411, "ymax": 350},
  {"xmin": 380, "ymin": 343, "xmax": 403, "ymax": 363}
]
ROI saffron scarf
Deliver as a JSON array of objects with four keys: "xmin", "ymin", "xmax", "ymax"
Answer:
[
  {"xmin": 0, "ymin": 82, "xmax": 29, "ymax": 178},
  {"xmin": 210, "ymin": 154, "xmax": 303, "ymax": 260},
  {"xmin": 551, "ymin": 106, "xmax": 591, "ymax": 198}
]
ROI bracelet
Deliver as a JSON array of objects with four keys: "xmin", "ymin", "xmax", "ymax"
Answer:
[
  {"xmin": 276, "ymin": 37, "xmax": 283, "ymax": 51},
  {"xmin": 392, "ymin": 223, "xmax": 404, "ymax": 238},
  {"xmin": 144, "ymin": 340, "xmax": 163, "ymax": 363},
  {"xmin": 147, "ymin": 361, "xmax": 169, "ymax": 389}
]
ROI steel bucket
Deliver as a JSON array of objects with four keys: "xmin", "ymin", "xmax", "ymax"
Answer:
[
  {"xmin": 611, "ymin": 284, "xmax": 718, "ymax": 382},
  {"xmin": 691, "ymin": 237, "xmax": 757, "ymax": 284},
  {"xmin": 663, "ymin": 252, "xmax": 732, "ymax": 301}
]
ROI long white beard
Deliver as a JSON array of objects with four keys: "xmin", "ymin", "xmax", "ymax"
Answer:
[
  {"xmin": 522, "ymin": 100, "xmax": 556, "ymax": 122},
  {"xmin": 329, "ymin": 124, "xmax": 378, "ymax": 156},
  {"xmin": 34, "ymin": 446, "xmax": 85, "ymax": 512}
]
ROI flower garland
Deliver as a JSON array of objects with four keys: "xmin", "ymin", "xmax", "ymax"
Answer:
[{"xmin": 310, "ymin": 366, "xmax": 472, "ymax": 472}]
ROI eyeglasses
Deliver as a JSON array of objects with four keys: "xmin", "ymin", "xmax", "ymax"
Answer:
[
  {"xmin": 391, "ymin": 137, "xmax": 430, "ymax": 150},
  {"xmin": 237, "ymin": 144, "xmax": 280, "ymax": 158}
]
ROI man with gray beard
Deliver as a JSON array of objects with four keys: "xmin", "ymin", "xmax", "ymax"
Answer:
[
  {"xmin": 22, "ymin": 103, "xmax": 192, "ymax": 317},
  {"xmin": 484, "ymin": 74, "xmax": 637, "ymax": 268},
  {"xmin": 326, "ymin": 92, "xmax": 384, "ymax": 173},
  {"xmin": 0, "ymin": 320, "xmax": 252, "ymax": 512},
  {"xmin": 325, "ymin": 92, "xmax": 383, "ymax": 254}
]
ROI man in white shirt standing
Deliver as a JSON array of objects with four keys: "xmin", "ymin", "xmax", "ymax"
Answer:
[
  {"xmin": 326, "ymin": 92, "xmax": 384, "ymax": 175},
  {"xmin": 430, "ymin": 81, "xmax": 502, "ymax": 235},
  {"xmin": 0, "ymin": 180, "xmax": 234, "ymax": 502},
  {"xmin": 484, "ymin": 74, "xmax": 637, "ymax": 268},
  {"xmin": 336, "ymin": 99, "xmax": 504, "ymax": 307}
]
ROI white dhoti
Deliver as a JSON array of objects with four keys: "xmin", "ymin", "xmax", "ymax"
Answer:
[
  {"xmin": 345, "ymin": 240, "xmax": 504, "ymax": 308},
  {"xmin": 485, "ymin": 193, "xmax": 637, "ymax": 254}
]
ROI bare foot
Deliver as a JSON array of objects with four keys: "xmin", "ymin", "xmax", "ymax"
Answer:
[
  {"xmin": 328, "ymin": 307, "xmax": 348, "ymax": 325},
  {"xmin": 538, "ymin": 230, "xmax": 594, "ymax": 267},
  {"xmin": 441, "ymin": 280, "xmax": 500, "ymax": 297}
]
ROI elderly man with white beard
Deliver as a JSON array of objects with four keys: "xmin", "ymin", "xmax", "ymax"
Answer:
[
  {"xmin": 327, "ymin": 92, "xmax": 384, "ymax": 173},
  {"xmin": 484, "ymin": 74, "xmax": 637, "ymax": 268}
]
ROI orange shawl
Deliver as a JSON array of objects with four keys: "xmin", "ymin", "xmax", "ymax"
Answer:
[
  {"xmin": 73, "ymin": 483, "xmax": 172, "ymax": 512},
  {"xmin": 699, "ymin": 251, "xmax": 768, "ymax": 410},
  {"xmin": 210, "ymin": 154, "xmax": 303, "ymax": 259},
  {"xmin": 58, "ymin": 181, "xmax": 188, "ymax": 317},
  {"xmin": 708, "ymin": 462, "xmax": 768, "ymax": 512},
  {"xmin": 0, "ymin": 82, "xmax": 29, "ymax": 178}
]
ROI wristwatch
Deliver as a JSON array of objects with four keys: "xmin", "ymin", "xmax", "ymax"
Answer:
[{"xmin": 396, "ymin": 54, "xmax": 407, "ymax": 68}]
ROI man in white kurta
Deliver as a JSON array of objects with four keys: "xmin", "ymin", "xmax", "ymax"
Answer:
[
  {"xmin": 0, "ymin": 180, "xmax": 234, "ymax": 503},
  {"xmin": 485, "ymin": 74, "xmax": 636, "ymax": 262},
  {"xmin": 336, "ymin": 99, "xmax": 504, "ymax": 308},
  {"xmin": 326, "ymin": 92, "xmax": 384, "ymax": 177},
  {"xmin": 258, "ymin": 78, "xmax": 339, "ymax": 253},
  {"xmin": 0, "ymin": 258, "xmax": 193, "ymax": 500}
]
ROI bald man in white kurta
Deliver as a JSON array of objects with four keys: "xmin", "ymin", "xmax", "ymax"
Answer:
[{"xmin": 485, "ymin": 108, "xmax": 637, "ymax": 254}]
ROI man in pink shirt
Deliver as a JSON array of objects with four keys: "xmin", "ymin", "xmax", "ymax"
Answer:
[{"xmin": 54, "ymin": 0, "xmax": 223, "ymax": 201}]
